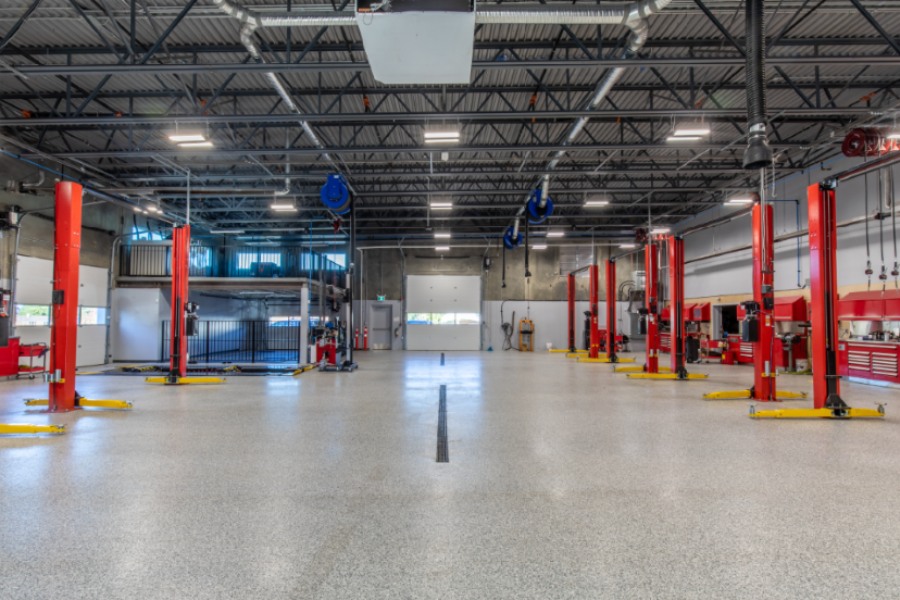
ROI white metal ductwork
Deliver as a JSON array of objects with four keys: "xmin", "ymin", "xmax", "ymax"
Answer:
[{"xmin": 214, "ymin": 0, "xmax": 672, "ymax": 206}]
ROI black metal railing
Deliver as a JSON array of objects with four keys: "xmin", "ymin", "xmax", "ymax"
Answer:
[
  {"xmin": 161, "ymin": 320, "xmax": 305, "ymax": 364},
  {"xmin": 120, "ymin": 243, "xmax": 345, "ymax": 282}
]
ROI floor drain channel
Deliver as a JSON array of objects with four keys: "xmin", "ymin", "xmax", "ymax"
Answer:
[{"xmin": 437, "ymin": 384, "xmax": 449, "ymax": 463}]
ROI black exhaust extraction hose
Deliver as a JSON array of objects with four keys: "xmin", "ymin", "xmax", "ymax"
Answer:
[{"xmin": 743, "ymin": 0, "xmax": 773, "ymax": 170}]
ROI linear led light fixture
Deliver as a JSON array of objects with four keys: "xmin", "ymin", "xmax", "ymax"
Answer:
[
  {"xmin": 666, "ymin": 135, "xmax": 703, "ymax": 142},
  {"xmin": 619, "ymin": 243, "xmax": 637, "ymax": 249},
  {"xmin": 210, "ymin": 229, "xmax": 246, "ymax": 234},
  {"xmin": 435, "ymin": 245, "xmax": 451, "ymax": 252},
  {"xmin": 168, "ymin": 133, "xmax": 206, "ymax": 143},
  {"xmin": 434, "ymin": 232, "xmax": 452, "ymax": 239},
  {"xmin": 271, "ymin": 202, "xmax": 298, "ymax": 212},
  {"xmin": 429, "ymin": 201, "xmax": 453, "ymax": 210},
  {"xmin": 531, "ymin": 244, "xmax": 548, "ymax": 250},
  {"xmin": 178, "ymin": 141, "xmax": 214, "ymax": 149},
  {"xmin": 584, "ymin": 199, "xmax": 610, "ymax": 207},
  {"xmin": 424, "ymin": 130, "xmax": 460, "ymax": 140},
  {"xmin": 546, "ymin": 231, "xmax": 565, "ymax": 238},
  {"xmin": 673, "ymin": 123, "xmax": 711, "ymax": 137},
  {"xmin": 650, "ymin": 227, "xmax": 671, "ymax": 235},
  {"xmin": 725, "ymin": 196, "xmax": 755, "ymax": 205},
  {"xmin": 887, "ymin": 132, "xmax": 900, "ymax": 140}
]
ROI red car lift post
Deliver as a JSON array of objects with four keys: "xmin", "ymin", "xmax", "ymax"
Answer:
[
  {"xmin": 669, "ymin": 236, "xmax": 687, "ymax": 378},
  {"xmin": 752, "ymin": 183, "xmax": 884, "ymax": 418},
  {"xmin": 705, "ymin": 203, "xmax": 806, "ymax": 401},
  {"xmin": 170, "ymin": 225, "xmax": 190, "ymax": 381},
  {"xmin": 567, "ymin": 273, "xmax": 576, "ymax": 352},
  {"xmin": 628, "ymin": 236, "xmax": 706, "ymax": 380},
  {"xmin": 146, "ymin": 225, "xmax": 223, "ymax": 385},
  {"xmin": 605, "ymin": 259, "xmax": 618, "ymax": 363},
  {"xmin": 616, "ymin": 241, "xmax": 665, "ymax": 373},
  {"xmin": 19, "ymin": 183, "xmax": 130, "ymax": 417},
  {"xmin": 588, "ymin": 264, "xmax": 600, "ymax": 359},
  {"xmin": 643, "ymin": 242, "xmax": 662, "ymax": 373},
  {"xmin": 48, "ymin": 182, "xmax": 83, "ymax": 412}
]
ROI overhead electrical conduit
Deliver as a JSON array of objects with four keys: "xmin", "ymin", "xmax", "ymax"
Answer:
[{"xmin": 213, "ymin": 0, "xmax": 673, "ymax": 217}]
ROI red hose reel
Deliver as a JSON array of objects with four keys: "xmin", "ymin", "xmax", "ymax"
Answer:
[{"xmin": 841, "ymin": 127, "xmax": 900, "ymax": 157}]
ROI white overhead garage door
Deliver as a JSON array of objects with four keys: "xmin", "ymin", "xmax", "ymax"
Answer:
[{"xmin": 406, "ymin": 275, "xmax": 481, "ymax": 351}]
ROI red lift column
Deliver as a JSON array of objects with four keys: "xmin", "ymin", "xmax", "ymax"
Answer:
[
  {"xmin": 589, "ymin": 264, "xmax": 600, "ymax": 359},
  {"xmin": 567, "ymin": 273, "xmax": 576, "ymax": 352},
  {"xmin": 169, "ymin": 225, "xmax": 190, "ymax": 381},
  {"xmin": 48, "ymin": 182, "xmax": 83, "ymax": 412},
  {"xmin": 668, "ymin": 236, "xmax": 688, "ymax": 379},
  {"xmin": 606, "ymin": 259, "xmax": 618, "ymax": 363},
  {"xmin": 808, "ymin": 183, "xmax": 847, "ymax": 411},
  {"xmin": 752, "ymin": 202, "xmax": 777, "ymax": 401},
  {"xmin": 645, "ymin": 242, "xmax": 660, "ymax": 373}
]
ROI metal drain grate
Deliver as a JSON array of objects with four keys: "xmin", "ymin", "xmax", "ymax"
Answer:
[{"xmin": 437, "ymin": 384, "xmax": 449, "ymax": 463}]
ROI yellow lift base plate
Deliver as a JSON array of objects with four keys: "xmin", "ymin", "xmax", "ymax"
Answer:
[
  {"xmin": 24, "ymin": 398, "xmax": 133, "ymax": 410},
  {"xmin": 145, "ymin": 376, "xmax": 226, "ymax": 385},
  {"xmin": 0, "ymin": 423, "xmax": 66, "ymax": 435},
  {"xmin": 627, "ymin": 372, "xmax": 709, "ymax": 380},
  {"xmin": 292, "ymin": 365, "xmax": 316, "ymax": 376},
  {"xmin": 749, "ymin": 405, "xmax": 885, "ymax": 419},
  {"xmin": 614, "ymin": 366, "xmax": 673, "ymax": 374},
  {"xmin": 548, "ymin": 349, "xmax": 571, "ymax": 354},
  {"xmin": 704, "ymin": 389, "xmax": 807, "ymax": 401},
  {"xmin": 565, "ymin": 351, "xmax": 588, "ymax": 358},
  {"xmin": 577, "ymin": 356, "xmax": 637, "ymax": 364}
]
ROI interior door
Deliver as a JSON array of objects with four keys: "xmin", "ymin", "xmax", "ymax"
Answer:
[{"xmin": 370, "ymin": 304, "xmax": 393, "ymax": 350}]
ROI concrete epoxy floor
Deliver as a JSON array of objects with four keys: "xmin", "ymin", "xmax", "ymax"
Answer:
[{"xmin": 1, "ymin": 352, "xmax": 899, "ymax": 599}]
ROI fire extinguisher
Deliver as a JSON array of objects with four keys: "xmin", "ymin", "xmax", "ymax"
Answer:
[{"xmin": 363, "ymin": 326, "xmax": 369, "ymax": 351}]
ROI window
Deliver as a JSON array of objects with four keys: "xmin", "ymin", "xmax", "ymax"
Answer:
[
  {"xmin": 268, "ymin": 316, "xmax": 300, "ymax": 327},
  {"xmin": 236, "ymin": 251, "xmax": 282, "ymax": 270},
  {"xmin": 15, "ymin": 304, "xmax": 51, "ymax": 326},
  {"xmin": 324, "ymin": 253, "xmax": 346, "ymax": 269},
  {"xmin": 130, "ymin": 224, "xmax": 164, "ymax": 242},
  {"xmin": 79, "ymin": 306, "xmax": 108, "ymax": 326},
  {"xmin": 406, "ymin": 313, "xmax": 481, "ymax": 325}
]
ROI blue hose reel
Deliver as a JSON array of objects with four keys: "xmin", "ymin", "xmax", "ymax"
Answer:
[
  {"xmin": 320, "ymin": 173, "xmax": 351, "ymax": 215},
  {"xmin": 526, "ymin": 188, "xmax": 554, "ymax": 224},
  {"xmin": 503, "ymin": 226, "xmax": 524, "ymax": 250}
]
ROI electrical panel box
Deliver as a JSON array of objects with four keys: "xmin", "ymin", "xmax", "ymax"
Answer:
[{"xmin": 741, "ymin": 318, "xmax": 759, "ymax": 343}]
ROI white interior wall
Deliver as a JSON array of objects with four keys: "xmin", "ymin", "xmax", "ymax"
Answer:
[
  {"xmin": 682, "ymin": 154, "xmax": 900, "ymax": 299},
  {"xmin": 14, "ymin": 256, "xmax": 109, "ymax": 367}
]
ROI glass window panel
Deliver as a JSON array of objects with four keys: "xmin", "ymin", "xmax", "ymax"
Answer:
[
  {"xmin": 15, "ymin": 304, "xmax": 50, "ymax": 326},
  {"xmin": 432, "ymin": 313, "xmax": 456, "ymax": 325},
  {"xmin": 407, "ymin": 313, "xmax": 431, "ymax": 325},
  {"xmin": 79, "ymin": 306, "xmax": 108, "ymax": 326},
  {"xmin": 455, "ymin": 313, "xmax": 481, "ymax": 325}
]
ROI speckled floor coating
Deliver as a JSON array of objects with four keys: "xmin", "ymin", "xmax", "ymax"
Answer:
[{"xmin": 1, "ymin": 351, "xmax": 899, "ymax": 599}]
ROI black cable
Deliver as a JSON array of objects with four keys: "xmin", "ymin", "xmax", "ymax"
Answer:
[
  {"xmin": 879, "ymin": 171, "xmax": 887, "ymax": 284},
  {"xmin": 893, "ymin": 167, "xmax": 899, "ymax": 281},
  {"xmin": 864, "ymin": 168, "xmax": 872, "ymax": 285}
]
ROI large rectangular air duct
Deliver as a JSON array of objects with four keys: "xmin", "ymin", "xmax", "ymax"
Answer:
[{"xmin": 356, "ymin": 0, "xmax": 476, "ymax": 84}]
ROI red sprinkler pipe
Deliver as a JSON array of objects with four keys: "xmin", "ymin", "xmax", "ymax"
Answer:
[
  {"xmin": 169, "ymin": 225, "xmax": 190, "ymax": 380},
  {"xmin": 589, "ymin": 264, "xmax": 600, "ymax": 359},
  {"xmin": 566, "ymin": 273, "xmax": 576, "ymax": 352},
  {"xmin": 752, "ymin": 202, "xmax": 777, "ymax": 401},
  {"xmin": 606, "ymin": 259, "xmax": 618, "ymax": 363},
  {"xmin": 645, "ymin": 242, "xmax": 660, "ymax": 373},
  {"xmin": 48, "ymin": 182, "xmax": 83, "ymax": 412}
]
